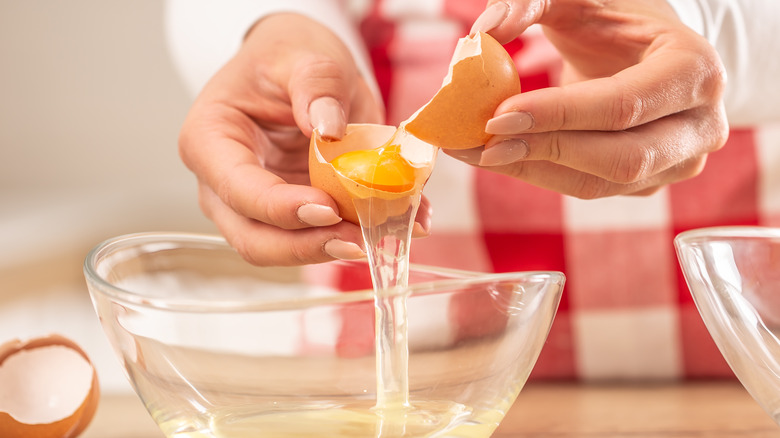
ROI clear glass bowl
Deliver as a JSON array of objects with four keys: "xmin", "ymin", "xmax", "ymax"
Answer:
[
  {"xmin": 84, "ymin": 232, "xmax": 564, "ymax": 438},
  {"xmin": 676, "ymin": 226, "xmax": 780, "ymax": 426}
]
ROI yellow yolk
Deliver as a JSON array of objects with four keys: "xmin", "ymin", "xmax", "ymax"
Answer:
[{"xmin": 330, "ymin": 145, "xmax": 416, "ymax": 193}]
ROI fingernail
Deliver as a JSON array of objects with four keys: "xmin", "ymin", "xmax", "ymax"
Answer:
[
  {"xmin": 445, "ymin": 146, "xmax": 484, "ymax": 165},
  {"xmin": 470, "ymin": 1, "xmax": 509, "ymax": 35},
  {"xmin": 297, "ymin": 203, "xmax": 342, "ymax": 227},
  {"xmin": 486, "ymin": 111, "xmax": 535, "ymax": 134},
  {"xmin": 479, "ymin": 139, "xmax": 529, "ymax": 166},
  {"xmin": 309, "ymin": 96, "xmax": 346, "ymax": 140},
  {"xmin": 324, "ymin": 239, "xmax": 366, "ymax": 260}
]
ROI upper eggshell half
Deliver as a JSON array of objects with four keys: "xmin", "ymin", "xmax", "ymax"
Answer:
[{"xmin": 403, "ymin": 31, "xmax": 521, "ymax": 150}]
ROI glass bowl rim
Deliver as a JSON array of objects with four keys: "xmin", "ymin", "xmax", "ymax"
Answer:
[
  {"xmin": 675, "ymin": 226, "xmax": 780, "ymax": 247},
  {"xmin": 84, "ymin": 232, "xmax": 565, "ymax": 313}
]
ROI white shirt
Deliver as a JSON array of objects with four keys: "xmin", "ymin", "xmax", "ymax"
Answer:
[{"xmin": 165, "ymin": 0, "xmax": 780, "ymax": 127}]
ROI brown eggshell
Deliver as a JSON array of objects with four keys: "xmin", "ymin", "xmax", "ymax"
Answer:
[
  {"xmin": 309, "ymin": 124, "xmax": 434, "ymax": 225},
  {"xmin": 403, "ymin": 31, "xmax": 521, "ymax": 150},
  {"xmin": 0, "ymin": 335, "xmax": 100, "ymax": 438}
]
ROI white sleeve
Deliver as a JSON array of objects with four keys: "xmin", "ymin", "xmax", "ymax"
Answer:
[
  {"xmin": 666, "ymin": 0, "xmax": 780, "ymax": 127},
  {"xmin": 163, "ymin": 0, "xmax": 375, "ymax": 99}
]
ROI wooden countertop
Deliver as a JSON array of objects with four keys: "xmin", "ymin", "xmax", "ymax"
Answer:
[{"xmin": 82, "ymin": 381, "xmax": 779, "ymax": 437}]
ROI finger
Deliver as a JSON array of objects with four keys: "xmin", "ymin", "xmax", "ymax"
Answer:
[
  {"xmin": 412, "ymin": 195, "xmax": 433, "ymax": 238},
  {"xmin": 442, "ymin": 147, "xmax": 483, "ymax": 166},
  {"xmin": 618, "ymin": 153, "xmax": 706, "ymax": 197},
  {"xmin": 255, "ymin": 125, "xmax": 311, "ymax": 185},
  {"xmin": 288, "ymin": 54, "xmax": 354, "ymax": 140},
  {"xmin": 180, "ymin": 112, "xmax": 345, "ymax": 230},
  {"xmin": 347, "ymin": 77, "xmax": 386, "ymax": 125},
  {"xmin": 486, "ymin": 45, "xmax": 726, "ymax": 135},
  {"xmin": 482, "ymin": 104, "xmax": 728, "ymax": 183},
  {"xmin": 208, "ymin": 146, "xmax": 342, "ymax": 229},
  {"xmin": 489, "ymin": 153, "xmax": 707, "ymax": 200},
  {"xmin": 200, "ymin": 186, "xmax": 365, "ymax": 266}
]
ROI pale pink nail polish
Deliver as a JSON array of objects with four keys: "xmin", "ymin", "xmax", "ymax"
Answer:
[
  {"xmin": 324, "ymin": 239, "xmax": 366, "ymax": 260},
  {"xmin": 309, "ymin": 96, "xmax": 346, "ymax": 139},
  {"xmin": 470, "ymin": 1, "xmax": 509, "ymax": 35},
  {"xmin": 479, "ymin": 139, "xmax": 529, "ymax": 166},
  {"xmin": 297, "ymin": 203, "xmax": 342, "ymax": 227},
  {"xmin": 486, "ymin": 111, "xmax": 535, "ymax": 134},
  {"xmin": 444, "ymin": 146, "xmax": 484, "ymax": 165}
]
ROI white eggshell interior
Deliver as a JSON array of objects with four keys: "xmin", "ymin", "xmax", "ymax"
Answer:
[
  {"xmin": 0, "ymin": 345, "xmax": 93, "ymax": 424},
  {"xmin": 441, "ymin": 32, "xmax": 482, "ymax": 86}
]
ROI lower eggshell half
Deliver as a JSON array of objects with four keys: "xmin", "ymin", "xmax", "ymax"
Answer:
[
  {"xmin": 0, "ymin": 335, "xmax": 100, "ymax": 438},
  {"xmin": 309, "ymin": 124, "xmax": 429, "ymax": 226}
]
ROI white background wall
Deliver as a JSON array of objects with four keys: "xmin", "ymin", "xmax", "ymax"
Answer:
[
  {"xmin": 0, "ymin": 1, "xmax": 216, "ymax": 392},
  {"xmin": 1, "ymin": 1, "xmax": 215, "ymax": 259}
]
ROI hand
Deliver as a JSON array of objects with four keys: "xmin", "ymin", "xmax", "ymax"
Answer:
[
  {"xmin": 178, "ymin": 13, "xmax": 394, "ymax": 265},
  {"xmin": 452, "ymin": 0, "xmax": 728, "ymax": 198}
]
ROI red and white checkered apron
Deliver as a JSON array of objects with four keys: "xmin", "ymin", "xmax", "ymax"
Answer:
[{"xmin": 316, "ymin": 0, "xmax": 780, "ymax": 381}]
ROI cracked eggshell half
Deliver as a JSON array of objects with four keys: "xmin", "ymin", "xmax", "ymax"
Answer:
[
  {"xmin": 309, "ymin": 124, "xmax": 435, "ymax": 225},
  {"xmin": 0, "ymin": 335, "xmax": 100, "ymax": 438},
  {"xmin": 403, "ymin": 31, "xmax": 521, "ymax": 150}
]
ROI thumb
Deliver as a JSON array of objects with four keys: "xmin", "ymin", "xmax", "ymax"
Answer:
[{"xmin": 288, "ymin": 55, "xmax": 352, "ymax": 140}]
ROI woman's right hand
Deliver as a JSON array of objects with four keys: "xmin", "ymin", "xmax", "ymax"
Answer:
[{"xmin": 178, "ymin": 13, "xmax": 388, "ymax": 265}]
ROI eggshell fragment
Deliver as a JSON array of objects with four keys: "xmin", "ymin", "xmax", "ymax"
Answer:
[
  {"xmin": 309, "ymin": 124, "xmax": 435, "ymax": 225},
  {"xmin": 0, "ymin": 335, "xmax": 100, "ymax": 438},
  {"xmin": 403, "ymin": 31, "xmax": 521, "ymax": 150}
]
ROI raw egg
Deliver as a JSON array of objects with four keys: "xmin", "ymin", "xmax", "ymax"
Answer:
[
  {"xmin": 309, "ymin": 124, "xmax": 436, "ymax": 225},
  {"xmin": 0, "ymin": 335, "xmax": 99, "ymax": 438},
  {"xmin": 403, "ymin": 31, "xmax": 521, "ymax": 150},
  {"xmin": 309, "ymin": 31, "xmax": 519, "ymax": 223},
  {"xmin": 330, "ymin": 144, "xmax": 416, "ymax": 193}
]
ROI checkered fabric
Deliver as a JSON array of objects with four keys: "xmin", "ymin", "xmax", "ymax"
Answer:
[{"xmin": 325, "ymin": 0, "xmax": 780, "ymax": 381}]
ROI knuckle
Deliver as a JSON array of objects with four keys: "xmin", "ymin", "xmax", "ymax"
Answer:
[
  {"xmin": 701, "ymin": 48, "xmax": 728, "ymax": 99},
  {"xmin": 609, "ymin": 86, "xmax": 645, "ymax": 131},
  {"xmin": 231, "ymin": 236, "xmax": 260, "ymax": 266},
  {"xmin": 288, "ymin": 240, "xmax": 316, "ymax": 265},
  {"xmin": 679, "ymin": 156, "xmax": 708, "ymax": 181},
  {"xmin": 609, "ymin": 144, "xmax": 655, "ymax": 184},
  {"xmin": 710, "ymin": 106, "xmax": 730, "ymax": 152},
  {"xmin": 544, "ymin": 132, "xmax": 564, "ymax": 162},
  {"xmin": 554, "ymin": 95, "xmax": 569, "ymax": 131},
  {"xmin": 685, "ymin": 44, "xmax": 727, "ymax": 108},
  {"xmin": 215, "ymin": 171, "xmax": 237, "ymax": 214},
  {"xmin": 295, "ymin": 54, "xmax": 348, "ymax": 87},
  {"xmin": 570, "ymin": 175, "xmax": 613, "ymax": 200},
  {"xmin": 261, "ymin": 184, "xmax": 289, "ymax": 225}
]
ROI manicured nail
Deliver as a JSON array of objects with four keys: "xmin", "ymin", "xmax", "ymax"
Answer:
[
  {"xmin": 486, "ymin": 111, "xmax": 534, "ymax": 134},
  {"xmin": 297, "ymin": 203, "xmax": 342, "ymax": 227},
  {"xmin": 309, "ymin": 96, "xmax": 346, "ymax": 140},
  {"xmin": 324, "ymin": 239, "xmax": 366, "ymax": 260},
  {"xmin": 470, "ymin": 1, "xmax": 509, "ymax": 35},
  {"xmin": 479, "ymin": 139, "xmax": 529, "ymax": 166},
  {"xmin": 445, "ymin": 146, "xmax": 484, "ymax": 165}
]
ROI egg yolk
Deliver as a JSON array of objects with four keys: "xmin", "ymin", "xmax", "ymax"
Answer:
[{"xmin": 330, "ymin": 145, "xmax": 416, "ymax": 192}]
